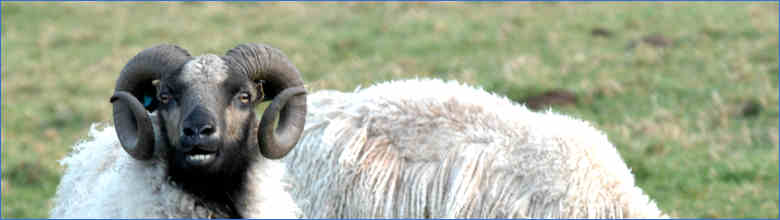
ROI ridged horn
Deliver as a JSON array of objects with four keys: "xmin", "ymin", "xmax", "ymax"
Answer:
[
  {"xmin": 111, "ymin": 44, "xmax": 191, "ymax": 160},
  {"xmin": 224, "ymin": 43, "xmax": 307, "ymax": 159}
]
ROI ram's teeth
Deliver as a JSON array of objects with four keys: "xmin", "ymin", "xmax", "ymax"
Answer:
[{"xmin": 187, "ymin": 154, "xmax": 214, "ymax": 162}]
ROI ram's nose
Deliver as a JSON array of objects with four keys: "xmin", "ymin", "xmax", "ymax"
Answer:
[
  {"xmin": 179, "ymin": 107, "xmax": 220, "ymax": 152},
  {"xmin": 183, "ymin": 123, "xmax": 216, "ymax": 138},
  {"xmin": 180, "ymin": 123, "xmax": 219, "ymax": 150}
]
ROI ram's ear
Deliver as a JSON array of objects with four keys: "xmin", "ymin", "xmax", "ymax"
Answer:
[{"xmin": 136, "ymin": 80, "xmax": 160, "ymax": 112}]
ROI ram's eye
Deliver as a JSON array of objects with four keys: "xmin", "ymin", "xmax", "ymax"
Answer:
[
  {"xmin": 238, "ymin": 92, "xmax": 251, "ymax": 104},
  {"xmin": 159, "ymin": 93, "xmax": 171, "ymax": 104}
]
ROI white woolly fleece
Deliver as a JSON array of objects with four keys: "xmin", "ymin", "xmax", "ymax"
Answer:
[
  {"xmin": 50, "ymin": 124, "xmax": 300, "ymax": 218},
  {"xmin": 284, "ymin": 78, "xmax": 668, "ymax": 218}
]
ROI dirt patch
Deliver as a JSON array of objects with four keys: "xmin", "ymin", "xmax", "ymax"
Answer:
[{"xmin": 522, "ymin": 89, "xmax": 578, "ymax": 110}]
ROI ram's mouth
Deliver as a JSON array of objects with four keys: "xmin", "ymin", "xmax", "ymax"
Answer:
[{"xmin": 184, "ymin": 149, "xmax": 218, "ymax": 166}]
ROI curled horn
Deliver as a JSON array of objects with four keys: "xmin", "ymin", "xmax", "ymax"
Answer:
[
  {"xmin": 224, "ymin": 43, "xmax": 307, "ymax": 159},
  {"xmin": 110, "ymin": 44, "xmax": 191, "ymax": 160}
]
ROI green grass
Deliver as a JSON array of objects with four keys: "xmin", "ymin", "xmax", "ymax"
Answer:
[{"xmin": 2, "ymin": 2, "xmax": 778, "ymax": 218}]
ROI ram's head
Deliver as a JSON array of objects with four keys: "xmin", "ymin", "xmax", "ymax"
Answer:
[{"xmin": 109, "ymin": 43, "xmax": 306, "ymax": 192}]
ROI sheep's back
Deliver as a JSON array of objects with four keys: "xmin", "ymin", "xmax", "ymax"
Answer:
[{"xmin": 284, "ymin": 79, "xmax": 666, "ymax": 218}]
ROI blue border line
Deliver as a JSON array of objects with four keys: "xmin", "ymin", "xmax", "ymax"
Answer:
[{"xmin": 20, "ymin": 0, "xmax": 780, "ymax": 1}]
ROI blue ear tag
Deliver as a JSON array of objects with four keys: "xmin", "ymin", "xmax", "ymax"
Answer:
[{"xmin": 143, "ymin": 96, "xmax": 153, "ymax": 108}]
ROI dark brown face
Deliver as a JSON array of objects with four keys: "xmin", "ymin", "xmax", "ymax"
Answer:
[{"xmin": 156, "ymin": 55, "xmax": 263, "ymax": 176}]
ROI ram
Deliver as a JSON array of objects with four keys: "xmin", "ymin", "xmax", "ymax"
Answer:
[
  {"xmin": 284, "ymin": 79, "xmax": 669, "ymax": 218},
  {"xmin": 50, "ymin": 43, "xmax": 306, "ymax": 218}
]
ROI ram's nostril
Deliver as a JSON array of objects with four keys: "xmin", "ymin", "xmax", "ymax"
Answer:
[
  {"xmin": 183, "ymin": 127, "xmax": 196, "ymax": 137},
  {"xmin": 183, "ymin": 124, "xmax": 215, "ymax": 137},
  {"xmin": 200, "ymin": 125, "xmax": 215, "ymax": 136}
]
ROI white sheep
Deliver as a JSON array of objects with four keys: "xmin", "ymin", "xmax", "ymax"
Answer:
[{"xmin": 284, "ymin": 78, "xmax": 669, "ymax": 218}]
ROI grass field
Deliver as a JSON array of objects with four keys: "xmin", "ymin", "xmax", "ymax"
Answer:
[{"xmin": 1, "ymin": 2, "xmax": 778, "ymax": 218}]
